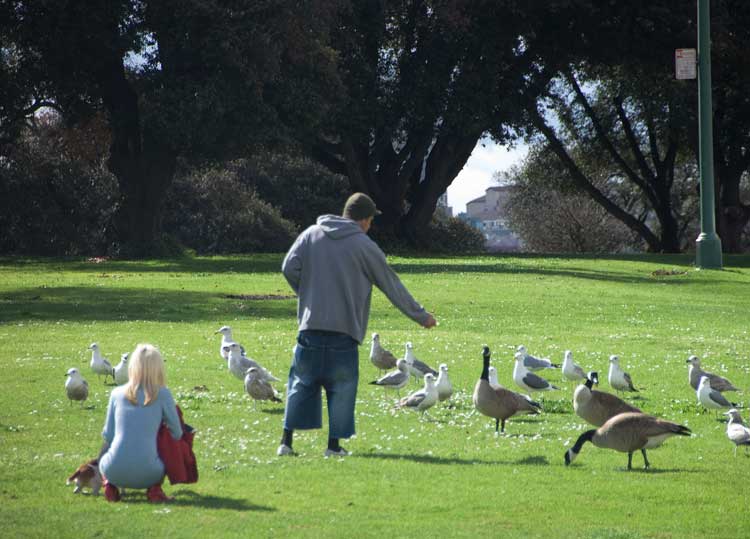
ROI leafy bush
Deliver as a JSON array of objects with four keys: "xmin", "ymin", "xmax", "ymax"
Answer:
[
  {"xmin": 0, "ymin": 115, "xmax": 118, "ymax": 255},
  {"xmin": 373, "ymin": 217, "xmax": 486, "ymax": 254},
  {"xmin": 163, "ymin": 166, "xmax": 297, "ymax": 254}
]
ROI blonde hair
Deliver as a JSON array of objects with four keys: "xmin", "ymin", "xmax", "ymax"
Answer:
[{"xmin": 125, "ymin": 344, "xmax": 166, "ymax": 406}]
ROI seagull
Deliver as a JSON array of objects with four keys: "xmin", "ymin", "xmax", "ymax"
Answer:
[
  {"xmin": 564, "ymin": 412, "xmax": 691, "ymax": 470},
  {"xmin": 369, "ymin": 359, "xmax": 410, "ymax": 397},
  {"xmin": 397, "ymin": 373, "xmax": 438, "ymax": 418},
  {"xmin": 225, "ymin": 343, "xmax": 279, "ymax": 382},
  {"xmin": 517, "ymin": 345, "xmax": 560, "ymax": 371},
  {"xmin": 244, "ymin": 367, "xmax": 282, "ymax": 410},
  {"xmin": 370, "ymin": 333, "xmax": 398, "ymax": 374},
  {"xmin": 513, "ymin": 352, "xmax": 559, "ymax": 396},
  {"xmin": 488, "ymin": 366, "xmax": 503, "ymax": 390},
  {"xmin": 436, "ymin": 364, "xmax": 453, "ymax": 402},
  {"xmin": 607, "ymin": 355, "xmax": 638, "ymax": 393},
  {"xmin": 404, "ymin": 342, "xmax": 438, "ymax": 383},
  {"xmin": 65, "ymin": 368, "xmax": 89, "ymax": 406},
  {"xmin": 215, "ymin": 325, "xmax": 245, "ymax": 361},
  {"xmin": 697, "ymin": 375, "xmax": 736, "ymax": 413},
  {"xmin": 89, "ymin": 343, "xmax": 114, "ymax": 383},
  {"xmin": 562, "ymin": 350, "xmax": 586, "ymax": 382},
  {"xmin": 686, "ymin": 355, "xmax": 739, "ymax": 392},
  {"xmin": 113, "ymin": 353, "xmax": 129, "ymax": 385},
  {"xmin": 724, "ymin": 409, "xmax": 750, "ymax": 456}
]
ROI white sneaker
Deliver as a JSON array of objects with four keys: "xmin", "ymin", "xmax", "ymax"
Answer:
[
  {"xmin": 276, "ymin": 444, "xmax": 294, "ymax": 456},
  {"xmin": 324, "ymin": 447, "xmax": 350, "ymax": 458}
]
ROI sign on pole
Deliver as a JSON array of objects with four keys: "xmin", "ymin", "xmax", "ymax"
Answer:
[{"xmin": 675, "ymin": 48, "xmax": 697, "ymax": 80}]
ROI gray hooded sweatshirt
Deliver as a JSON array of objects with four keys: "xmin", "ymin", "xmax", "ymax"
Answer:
[{"xmin": 282, "ymin": 215, "xmax": 430, "ymax": 343}]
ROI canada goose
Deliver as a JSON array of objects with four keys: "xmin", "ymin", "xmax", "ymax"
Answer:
[
  {"xmin": 607, "ymin": 355, "xmax": 638, "ymax": 392},
  {"xmin": 517, "ymin": 345, "xmax": 560, "ymax": 371},
  {"xmin": 724, "ymin": 409, "xmax": 750, "ymax": 456},
  {"xmin": 244, "ymin": 367, "xmax": 282, "ymax": 410},
  {"xmin": 513, "ymin": 352, "xmax": 559, "ymax": 395},
  {"xmin": 370, "ymin": 333, "xmax": 398, "ymax": 374},
  {"xmin": 65, "ymin": 368, "xmax": 89, "ymax": 406},
  {"xmin": 370, "ymin": 358, "xmax": 410, "ymax": 396},
  {"xmin": 564, "ymin": 412, "xmax": 691, "ymax": 470},
  {"xmin": 397, "ymin": 373, "xmax": 438, "ymax": 417},
  {"xmin": 697, "ymin": 376, "xmax": 736, "ymax": 412},
  {"xmin": 686, "ymin": 355, "xmax": 739, "ymax": 392},
  {"xmin": 474, "ymin": 347, "xmax": 542, "ymax": 434},
  {"xmin": 215, "ymin": 325, "xmax": 245, "ymax": 360},
  {"xmin": 404, "ymin": 342, "xmax": 438, "ymax": 382},
  {"xmin": 436, "ymin": 364, "xmax": 453, "ymax": 402},
  {"xmin": 562, "ymin": 350, "xmax": 586, "ymax": 382},
  {"xmin": 226, "ymin": 343, "xmax": 279, "ymax": 382},
  {"xmin": 89, "ymin": 343, "xmax": 114, "ymax": 383},
  {"xmin": 573, "ymin": 372, "xmax": 641, "ymax": 427}
]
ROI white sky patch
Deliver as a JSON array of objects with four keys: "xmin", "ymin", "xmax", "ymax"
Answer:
[{"xmin": 447, "ymin": 138, "xmax": 527, "ymax": 214}]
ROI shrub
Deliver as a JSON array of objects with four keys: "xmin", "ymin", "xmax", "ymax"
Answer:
[{"xmin": 163, "ymin": 166, "xmax": 297, "ymax": 254}]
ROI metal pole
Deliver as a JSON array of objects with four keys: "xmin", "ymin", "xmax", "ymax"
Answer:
[{"xmin": 695, "ymin": 0, "xmax": 723, "ymax": 268}]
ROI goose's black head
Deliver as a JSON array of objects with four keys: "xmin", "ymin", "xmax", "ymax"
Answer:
[{"xmin": 482, "ymin": 346, "xmax": 491, "ymax": 360}]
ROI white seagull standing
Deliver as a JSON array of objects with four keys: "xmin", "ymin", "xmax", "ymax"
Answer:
[
  {"xmin": 562, "ymin": 350, "xmax": 586, "ymax": 382},
  {"xmin": 697, "ymin": 375, "xmax": 736, "ymax": 413},
  {"xmin": 370, "ymin": 333, "xmax": 398, "ymax": 374},
  {"xmin": 725, "ymin": 409, "xmax": 750, "ymax": 456},
  {"xmin": 89, "ymin": 343, "xmax": 114, "ymax": 383},
  {"xmin": 225, "ymin": 343, "xmax": 279, "ymax": 382},
  {"xmin": 436, "ymin": 364, "xmax": 453, "ymax": 402},
  {"xmin": 513, "ymin": 352, "xmax": 559, "ymax": 396},
  {"xmin": 397, "ymin": 373, "xmax": 438, "ymax": 418},
  {"xmin": 607, "ymin": 355, "xmax": 638, "ymax": 393},
  {"xmin": 215, "ymin": 325, "xmax": 245, "ymax": 361},
  {"xmin": 65, "ymin": 368, "xmax": 89, "ymax": 406},
  {"xmin": 369, "ymin": 359, "xmax": 410, "ymax": 397},
  {"xmin": 113, "ymin": 353, "xmax": 129, "ymax": 385},
  {"xmin": 404, "ymin": 342, "xmax": 437, "ymax": 383},
  {"xmin": 517, "ymin": 345, "xmax": 560, "ymax": 371}
]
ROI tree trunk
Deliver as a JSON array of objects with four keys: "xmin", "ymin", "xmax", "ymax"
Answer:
[
  {"xmin": 98, "ymin": 56, "xmax": 176, "ymax": 255},
  {"xmin": 400, "ymin": 131, "xmax": 481, "ymax": 242}
]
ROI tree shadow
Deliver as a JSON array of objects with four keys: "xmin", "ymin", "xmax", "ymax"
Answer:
[
  {"xmin": 358, "ymin": 452, "xmax": 549, "ymax": 467},
  {"xmin": 0, "ymin": 286, "xmax": 296, "ymax": 323},
  {"xmin": 120, "ymin": 489, "xmax": 276, "ymax": 511}
]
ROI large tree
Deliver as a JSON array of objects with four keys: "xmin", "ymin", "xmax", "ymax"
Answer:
[{"xmin": 1, "ymin": 0, "xmax": 341, "ymax": 254}]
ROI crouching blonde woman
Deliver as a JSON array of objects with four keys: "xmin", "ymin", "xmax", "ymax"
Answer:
[{"xmin": 98, "ymin": 344, "xmax": 182, "ymax": 502}]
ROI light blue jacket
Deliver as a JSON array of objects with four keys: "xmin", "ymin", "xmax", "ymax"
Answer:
[
  {"xmin": 99, "ymin": 386, "xmax": 182, "ymax": 489},
  {"xmin": 282, "ymin": 215, "xmax": 430, "ymax": 343}
]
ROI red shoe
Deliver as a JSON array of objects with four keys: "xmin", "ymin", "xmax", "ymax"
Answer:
[
  {"xmin": 146, "ymin": 484, "xmax": 174, "ymax": 503},
  {"xmin": 104, "ymin": 482, "xmax": 121, "ymax": 502}
]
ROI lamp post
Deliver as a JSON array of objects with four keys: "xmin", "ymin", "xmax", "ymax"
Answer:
[{"xmin": 695, "ymin": 0, "xmax": 723, "ymax": 268}]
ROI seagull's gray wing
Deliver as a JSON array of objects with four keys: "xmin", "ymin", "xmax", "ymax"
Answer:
[
  {"xmin": 523, "ymin": 371, "xmax": 552, "ymax": 390},
  {"xmin": 401, "ymin": 390, "xmax": 427, "ymax": 408},
  {"xmin": 709, "ymin": 389, "xmax": 733, "ymax": 407},
  {"xmin": 413, "ymin": 359, "xmax": 438, "ymax": 375},
  {"xmin": 523, "ymin": 355, "xmax": 548, "ymax": 370},
  {"xmin": 623, "ymin": 372, "xmax": 637, "ymax": 391},
  {"xmin": 376, "ymin": 369, "xmax": 408, "ymax": 386}
]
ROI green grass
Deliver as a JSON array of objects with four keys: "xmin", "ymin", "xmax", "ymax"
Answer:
[{"xmin": 1, "ymin": 253, "xmax": 750, "ymax": 538}]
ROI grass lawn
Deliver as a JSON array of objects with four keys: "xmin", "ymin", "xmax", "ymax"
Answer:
[{"xmin": 1, "ymin": 253, "xmax": 749, "ymax": 538}]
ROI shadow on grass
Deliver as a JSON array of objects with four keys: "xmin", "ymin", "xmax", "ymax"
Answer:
[
  {"xmin": 120, "ymin": 489, "xmax": 276, "ymax": 512},
  {"xmin": 358, "ymin": 452, "xmax": 549, "ymax": 467},
  {"xmin": 0, "ymin": 286, "xmax": 297, "ymax": 323}
]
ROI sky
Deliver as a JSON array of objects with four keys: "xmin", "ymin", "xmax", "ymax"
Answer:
[{"xmin": 446, "ymin": 137, "xmax": 527, "ymax": 214}]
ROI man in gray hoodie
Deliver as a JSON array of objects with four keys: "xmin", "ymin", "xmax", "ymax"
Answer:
[{"xmin": 278, "ymin": 192, "xmax": 436, "ymax": 457}]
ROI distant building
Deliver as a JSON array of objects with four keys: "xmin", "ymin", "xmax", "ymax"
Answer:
[
  {"xmin": 435, "ymin": 192, "xmax": 452, "ymax": 220},
  {"xmin": 462, "ymin": 185, "xmax": 522, "ymax": 251}
]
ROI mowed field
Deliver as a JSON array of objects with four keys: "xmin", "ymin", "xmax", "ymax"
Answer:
[{"xmin": 1, "ymin": 253, "xmax": 749, "ymax": 539}]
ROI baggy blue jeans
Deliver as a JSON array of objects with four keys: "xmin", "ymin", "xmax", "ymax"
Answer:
[{"xmin": 283, "ymin": 330, "xmax": 359, "ymax": 439}]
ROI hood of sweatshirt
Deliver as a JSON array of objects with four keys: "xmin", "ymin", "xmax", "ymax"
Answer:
[{"xmin": 316, "ymin": 214, "xmax": 365, "ymax": 240}]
